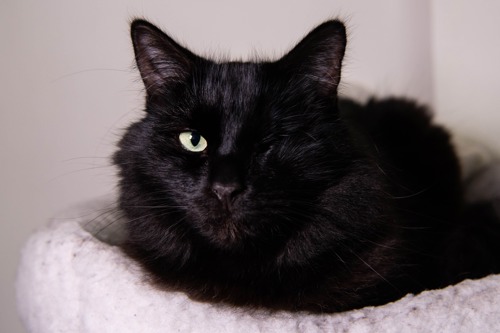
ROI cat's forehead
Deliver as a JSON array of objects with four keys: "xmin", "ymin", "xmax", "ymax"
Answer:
[
  {"xmin": 192, "ymin": 62, "xmax": 266, "ymax": 154},
  {"xmin": 197, "ymin": 62, "xmax": 263, "ymax": 107}
]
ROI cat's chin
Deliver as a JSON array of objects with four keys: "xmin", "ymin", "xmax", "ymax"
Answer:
[{"xmin": 195, "ymin": 215, "xmax": 254, "ymax": 250}]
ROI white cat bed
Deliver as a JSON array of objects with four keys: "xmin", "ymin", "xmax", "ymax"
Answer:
[{"xmin": 16, "ymin": 138, "xmax": 500, "ymax": 333}]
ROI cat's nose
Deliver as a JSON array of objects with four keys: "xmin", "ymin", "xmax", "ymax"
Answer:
[{"xmin": 211, "ymin": 181, "xmax": 242, "ymax": 210}]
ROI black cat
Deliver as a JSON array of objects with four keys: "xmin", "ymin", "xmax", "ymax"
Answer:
[{"xmin": 114, "ymin": 19, "xmax": 500, "ymax": 313}]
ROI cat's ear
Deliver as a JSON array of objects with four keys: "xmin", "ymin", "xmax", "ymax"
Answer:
[
  {"xmin": 277, "ymin": 20, "xmax": 346, "ymax": 96},
  {"xmin": 131, "ymin": 19, "xmax": 197, "ymax": 95}
]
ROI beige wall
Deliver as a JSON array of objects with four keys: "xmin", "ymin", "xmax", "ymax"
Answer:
[
  {"xmin": 1, "ymin": 1, "xmax": 498, "ymax": 332},
  {"xmin": 432, "ymin": 0, "xmax": 500, "ymax": 151}
]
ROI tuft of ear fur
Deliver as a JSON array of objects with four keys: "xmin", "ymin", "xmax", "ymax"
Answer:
[
  {"xmin": 277, "ymin": 20, "xmax": 347, "ymax": 96},
  {"xmin": 130, "ymin": 19, "xmax": 198, "ymax": 95}
]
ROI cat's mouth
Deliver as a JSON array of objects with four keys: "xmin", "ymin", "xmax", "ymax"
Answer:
[
  {"xmin": 198, "ymin": 215, "xmax": 250, "ymax": 249},
  {"xmin": 191, "ymin": 200, "xmax": 256, "ymax": 249}
]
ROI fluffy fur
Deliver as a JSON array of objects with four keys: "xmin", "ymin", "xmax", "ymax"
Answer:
[{"xmin": 114, "ymin": 19, "xmax": 500, "ymax": 313}]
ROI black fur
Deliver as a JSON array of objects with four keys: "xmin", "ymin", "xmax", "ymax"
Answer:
[{"xmin": 114, "ymin": 19, "xmax": 500, "ymax": 312}]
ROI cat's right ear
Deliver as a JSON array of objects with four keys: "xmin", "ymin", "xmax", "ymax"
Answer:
[{"xmin": 131, "ymin": 20, "xmax": 197, "ymax": 95}]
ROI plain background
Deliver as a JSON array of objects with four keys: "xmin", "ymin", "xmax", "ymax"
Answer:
[{"xmin": 2, "ymin": 1, "xmax": 499, "ymax": 332}]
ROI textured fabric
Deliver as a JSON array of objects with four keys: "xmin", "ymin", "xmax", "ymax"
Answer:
[{"xmin": 16, "ymin": 205, "xmax": 500, "ymax": 333}]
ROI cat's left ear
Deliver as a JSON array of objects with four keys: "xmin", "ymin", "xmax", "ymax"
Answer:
[
  {"xmin": 277, "ymin": 20, "xmax": 347, "ymax": 96},
  {"xmin": 130, "ymin": 19, "xmax": 198, "ymax": 95}
]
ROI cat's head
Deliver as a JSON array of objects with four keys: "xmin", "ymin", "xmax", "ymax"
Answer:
[{"xmin": 115, "ymin": 20, "xmax": 358, "ymax": 255}]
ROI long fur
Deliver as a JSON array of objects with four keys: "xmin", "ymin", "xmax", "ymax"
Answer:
[{"xmin": 114, "ymin": 19, "xmax": 500, "ymax": 313}]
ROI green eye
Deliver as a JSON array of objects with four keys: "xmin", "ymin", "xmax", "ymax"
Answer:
[{"xmin": 179, "ymin": 131, "xmax": 208, "ymax": 152}]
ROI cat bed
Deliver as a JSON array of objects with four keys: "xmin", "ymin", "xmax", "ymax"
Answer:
[{"xmin": 16, "ymin": 138, "xmax": 500, "ymax": 333}]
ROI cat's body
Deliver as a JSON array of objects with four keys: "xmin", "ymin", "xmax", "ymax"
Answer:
[{"xmin": 114, "ymin": 19, "xmax": 500, "ymax": 313}]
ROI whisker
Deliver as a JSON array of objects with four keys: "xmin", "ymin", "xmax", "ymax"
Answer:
[
  {"xmin": 350, "ymin": 250, "xmax": 399, "ymax": 291},
  {"xmin": 51, "ymin": 68, "xmax": 133, "ymax": 83}
]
